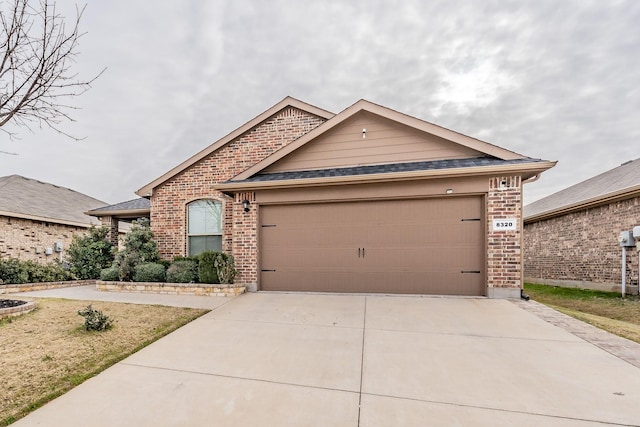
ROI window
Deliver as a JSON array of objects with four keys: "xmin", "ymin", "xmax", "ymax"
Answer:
[{"xmin": 187, "ymin": 199, "xmax": 222, "ymax": 256}]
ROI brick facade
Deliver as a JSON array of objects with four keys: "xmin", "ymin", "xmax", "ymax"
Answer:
[
  {"xmin": 486, "ymin": 176, "xmax": 523, "ymax": 298},
  {"xmin": 150, "ymin": 107, "xmax": 327, "ymax": 288},
  {"xmin": 0, "ymin": 215, "xmax": 89, "ymax": 264},
  {"xmin": 524, "ymin": 196, "xmax": 640, "ymax": 292}
]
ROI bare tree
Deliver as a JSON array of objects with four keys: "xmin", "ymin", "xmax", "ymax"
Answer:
[{"xmin": 0, "ymin": 0, "xmax": 102, "ymax": 139}]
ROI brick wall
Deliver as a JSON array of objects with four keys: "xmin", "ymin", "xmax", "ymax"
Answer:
[
  {"xmin": 150, "ymin": 107, "xmax": 327, "ymax": 287},
  {"xmin": 0, "ymin": 215, "xmax": 89, "ymax": 263},
  {"xmin": 524, "ymin": 196, "xmax": 640, "ymax": 289},
  {"xmin": 486, "ymin": 176, "xmax": 522, "ymax": 298}
]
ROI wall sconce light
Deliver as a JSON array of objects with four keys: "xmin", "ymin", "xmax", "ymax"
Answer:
[
  {"xmin": 242, "ymin": 199, "xmax": 250, "ymax": 212},
  {"xmin": 445, "ymin": 189, "xmax": 454, "ymax": 194}
]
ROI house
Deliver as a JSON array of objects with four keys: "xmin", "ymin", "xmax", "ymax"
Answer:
[
  {"xmin": 102, "ymin": 97, "xmax": 554, "ymax": 297},
  {"xmin": 0, "ymin": 175, "xmax": 106, "ymax": 262},
  {"xmin": 524, "ymin": 158, "xmax": 640, "ymax": 294}
]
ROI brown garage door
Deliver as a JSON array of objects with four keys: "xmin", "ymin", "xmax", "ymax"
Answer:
[{"xmin": 259, "ymin": 196, "xmax": 484, "ymax": 295}]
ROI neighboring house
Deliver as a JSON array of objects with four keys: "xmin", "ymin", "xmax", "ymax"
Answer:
[
  {"xmin": 524, "ymin": 158, "xmax": 640, "ymax": 294},
  {"xmin": 101, "ymin": 97, "xmax": 553, "ymax": 297},
  {"xmin": 0, "ymin": 175, "xmax": 106, "ymax": 263}
]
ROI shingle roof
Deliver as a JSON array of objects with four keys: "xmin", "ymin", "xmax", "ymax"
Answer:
[
  {"xmin": 0, "ymin": 175, "xmax": 106, "ymax": 226},
  {"xmin": 524, "ymin": 158, "xmax": 640, "ymax": 221},
  {"xmin": 237, "ymin": 157, "xmax": 545, "ymax": 183},
  {"xmin": 89, "ymin": 198, "xmax": 150, "ymax": 212}
]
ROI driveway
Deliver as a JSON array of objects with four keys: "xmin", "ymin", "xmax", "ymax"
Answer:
[{"xmin": 11, "ymin": 291, "xmax": 640, "ymax": 426}]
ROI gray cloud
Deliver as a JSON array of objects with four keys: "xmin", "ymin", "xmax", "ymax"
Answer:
[{"xmin": 1, "ymin": 0, "xmax": 638, "ymax": 205}]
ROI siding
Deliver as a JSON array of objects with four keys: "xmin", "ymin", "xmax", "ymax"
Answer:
[{"xmin": 264, "ymin": 111, "xmax": 483, "ymax": 173}]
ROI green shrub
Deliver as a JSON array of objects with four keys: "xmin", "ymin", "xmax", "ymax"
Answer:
[
  {"xmin": 0, "ymin": 259, "xmax": 29, "ymax": 284},
  {"xmin": 198, "ymin": 251, "xmax": 221, "ymax": 284},
  {"xmin": 197, "ymin": 252, "xmax": 237, "ymax": 284},
  {"xmin": 26, "ymin": 261, "xmax": 74, "ymax": 283},
  {"xmin": 66, "ymin": 227, "xmax": 115, "ymax": 279},
  {"xmin": 112, "ymin": 218, "xmax": 160, "ymax": 281},
  {"xmin": 78, "ymin": 304, "xmax": 113, "ymax": 331},
  {"xmin": 157, "ymin": 259, "xmax": 172, "ymax": 270},
  {"xmin": 166, "ymin": 260, "xmax": 197, "ymax": 283},
  {"xmin": 133, "ymin": 262, "xmax": 166, "ymax": 282},
  {"xmin": 99, "ymin": 266, "xmax": 120, "ymax": 281},
  {"xmin": 215, "ymin": 254, "xmax": 238, "ymax": 284},
  {"xmin": 0, "ymin": 259, "xmax": 74, "ymax": 285}
]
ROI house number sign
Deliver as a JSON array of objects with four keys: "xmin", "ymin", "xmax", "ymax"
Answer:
[{"xmin": 492, "ymin": 218, "xmax": 517, "ymax": 231}]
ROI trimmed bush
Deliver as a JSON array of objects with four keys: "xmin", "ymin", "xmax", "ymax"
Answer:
[
  {"xmin": 100, "ymin": 266, "xmax": 119, "ymax": 281},
  {"xmin": 133, "ymin": 263, "xmax": 166, "ymax": 282},
  {"xmin": 197, "ymin": 251, "xmax": 237, "ymax": 284},
  {"xmin": 166, "ymin": 260, "xmax": 197, "ymax": 283},
  {"xmin": 0, "ymin": 259, "xmax": 29, "ymax": 284},
  {"xmin": 0, "ymin": 259, "xmax": 74, "ymax": 285},
  {"xmin": 214, "ymin": 254, "xmax": 238, "ymax": 284},
  {"xmin": 198, "ymin": 251, "xmax": 221, "ymax": 284}
]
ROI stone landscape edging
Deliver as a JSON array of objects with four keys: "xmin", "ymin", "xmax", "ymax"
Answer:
[
  {"xmin": 0, "ymin": 280, "xmax": 96, "ymax": 295},
  {"xmin": 96, "ymin": 280, "xmax": 245, "ymax": 297}
]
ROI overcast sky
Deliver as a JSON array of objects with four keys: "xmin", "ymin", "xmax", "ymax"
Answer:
[{"xmin": 1, "ymin": 0, "xmax": 638, "ymax": 206}]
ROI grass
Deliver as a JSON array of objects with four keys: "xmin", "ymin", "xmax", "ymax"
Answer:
[
  {"xmin": 0, "ymin": 298, "xmax": 208, "ymax": 426},
  {"xmin": 524, "ymin": 283, "xmax": 640, "ymax": 344}
]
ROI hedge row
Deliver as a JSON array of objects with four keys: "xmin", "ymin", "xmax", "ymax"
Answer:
[
  {"xmin": 0, "ymin": 259, "xmax": 75, "ymax": 285},
  {"xmin": 99, "ymin": 251, "xmax": 237, "ymax": 284}
]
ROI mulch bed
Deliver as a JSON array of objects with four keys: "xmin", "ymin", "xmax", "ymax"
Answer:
[{"xmin": 0, "ymin": 299, "xmax": 28, "ymax": 309}]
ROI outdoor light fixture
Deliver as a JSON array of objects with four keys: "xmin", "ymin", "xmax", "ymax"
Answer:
[
  {"xmin": 445, "ymin": 189, "xmax": 454, "ymax": 194},
  {"xmin": 242, "ymin": 199, "xmax": 250, "ymax": 212}
]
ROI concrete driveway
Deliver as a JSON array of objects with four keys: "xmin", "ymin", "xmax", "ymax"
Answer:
[{"xmin": 11, "ymin": 291, "xmax": 640, "ymax": 426}]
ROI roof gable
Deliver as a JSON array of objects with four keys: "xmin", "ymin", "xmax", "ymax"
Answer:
[
  {"xmin": 262, "ymin": 110, "xmax": 485, "ymax": 174},
  {"xmin": 524, "ymin": 158, "xmax": 640, "ymax": 222},
  {"xmin": 0, "ymin": 175, "xmax": 105, "ymax": 227},
  {"xmin": 232, "ymin": 99, "xmax": 527, "ymax": 181},
  {"xmin": 136, "ymin": 97, "xmax": 334, "ymax": 197}
]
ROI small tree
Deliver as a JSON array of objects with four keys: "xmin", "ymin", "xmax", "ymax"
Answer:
[
  {"xmin": 0, "ymin": 0, "xmax": 104, "ymax": 139},
  {"xmin": 112, "ymin": 218, "xmax": 159, "ymax": 281},
  {"xmin": 66, "ymin": 226, "xmax": 114, "ymax": 279}
]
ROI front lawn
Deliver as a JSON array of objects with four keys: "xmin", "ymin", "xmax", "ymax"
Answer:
[
  {"xmin": 524, "ymin": 283, "xmax": 640, "ymax": 344},
  {"xmin": 0, "ymin": 298, "xmax": 208, "ymax": 425}
]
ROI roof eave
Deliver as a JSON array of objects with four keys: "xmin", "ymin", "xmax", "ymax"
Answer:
[
  {"xmin": 0, "ymin": 210, "xmax": 95, "ymax": 228},
  {"xmin": 215, "ymin": 161, "xmax": 556, "ymax": 194},
  {"xmin": 524, "ymin": 184, "xmax": 640, "ymax": 224},
  {"xmin": 85, "ymin": 208, "xmax": 151, "ymax": 218}
]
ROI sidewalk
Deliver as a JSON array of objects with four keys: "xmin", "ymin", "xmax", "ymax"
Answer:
[{"xmin": 13, "ymin": 284, "xmax": 230, "ymax": 310}]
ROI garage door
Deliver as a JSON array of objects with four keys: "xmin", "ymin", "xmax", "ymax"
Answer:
[{"xmin": 259, "ymin": 196, "xmax": 484, "ymax": 295}]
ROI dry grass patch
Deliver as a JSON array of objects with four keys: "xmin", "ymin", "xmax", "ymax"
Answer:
[
  {"xmin": 524, "ymin": 284, "xmax": 640, "ymax": 343},
  {"xmin": 0, "ymin": 298, "xmax": 208, "ymax": 425}
]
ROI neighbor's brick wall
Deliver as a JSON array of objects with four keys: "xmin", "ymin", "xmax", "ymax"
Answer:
[
  {"xmin": 524, "ymin": 196, "xmax": 640, "ymax": 287},
  {"xmin": 487, "ymin": 176, "xmax": 522, "ymax": 293},
  {"xmin": 0, "ymin": 215, "xmax": 89, "ymax": 264},
  {"xmin": 151, "ymin": 107, "xmax": 327, "ymax": 287}
]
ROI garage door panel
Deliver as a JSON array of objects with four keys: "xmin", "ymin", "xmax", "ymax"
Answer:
[{"xmin": 260, "ymin": 197, "xmax": 484, "ymax": 295}]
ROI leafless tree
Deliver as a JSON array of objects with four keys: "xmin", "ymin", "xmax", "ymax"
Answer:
[{"xmin": 0, "ymin": 0, "xmax": 102, "ymax": 139}]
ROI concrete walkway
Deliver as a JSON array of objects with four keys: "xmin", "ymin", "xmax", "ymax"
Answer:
[{"xmin": 10, "ymin": 288, "xmax": 640, "ymax": 426}]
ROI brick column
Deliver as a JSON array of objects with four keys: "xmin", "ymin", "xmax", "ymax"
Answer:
[
  {"xmin": 232, "ymin": 192, "xmax": 258, "ymax": 291},
  {"xmin": 100, "ymin": 216, "xmax": 120, "ymax": 247},
  {"xmin": 486, "ymin": 176, "xmax": 522, "ymax": 298}
]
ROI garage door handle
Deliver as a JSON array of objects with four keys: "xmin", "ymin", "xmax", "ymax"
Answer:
[
  {"xmin": 461, "ymin": 270, "xmax": 481, "ymax": 274},
  {"xmin": 357, "ymin": 248, "xmax": 366, "ymax": 258}
]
